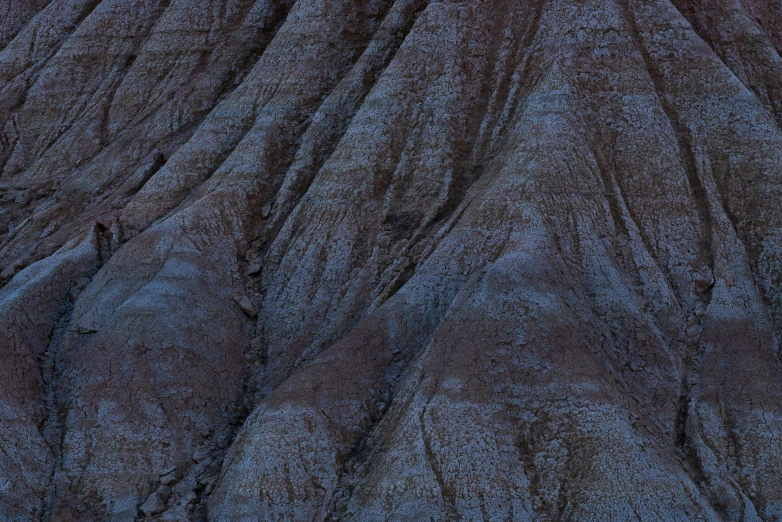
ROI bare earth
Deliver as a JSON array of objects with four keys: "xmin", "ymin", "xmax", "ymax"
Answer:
[{"xmin": 1, "ymin": 0, "xmax": 781, "ymax": 520}]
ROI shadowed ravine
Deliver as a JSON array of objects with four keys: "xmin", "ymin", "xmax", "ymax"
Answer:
[{"xmin": 1, "ymin": 0, "xmax": 781, "ymax": 520}]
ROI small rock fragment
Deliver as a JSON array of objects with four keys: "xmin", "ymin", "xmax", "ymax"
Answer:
[
  {"xmin": 77, "ymin": 319, "xmax": 99, "ymax": 334},
  {"xmin": 160, "ymin": 472, "xmax": 177, "ymax": 486},
  {"xmin": 192, "ymin": 445, "xmax": 212, "ymax": 463},
  {"xmin": 232, "ymin": 290, "xmax": 257, "ymax": 318},
  {"xmin": 139, "ymin": 491, "xmax": 166, "ymax": 516},
  {"xmin": 686, "ymin": 325, "xmax": 702, "ymax": 338},
  {"xmin": 693, "ymin": 268, "xmax": 715, "ymax": 288}
]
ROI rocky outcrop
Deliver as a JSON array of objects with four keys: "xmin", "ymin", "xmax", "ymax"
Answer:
[{"xmin": 1, "ymin": 0, "xmax": 781, "ymax": 520}]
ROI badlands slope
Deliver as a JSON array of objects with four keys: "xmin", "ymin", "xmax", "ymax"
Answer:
[{"xmin": 1, "ymin": 0, "xmax": 781, "ymax": 520}]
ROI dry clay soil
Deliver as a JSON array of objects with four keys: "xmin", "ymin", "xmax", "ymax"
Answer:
[{"xmin": 1, "ymin": 0, "xmax": 782, "ymax": 520}]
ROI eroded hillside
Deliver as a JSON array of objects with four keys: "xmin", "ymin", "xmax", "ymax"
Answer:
[{"xmin": 1, "ymin": 0, "xmax": 781, "ymax": 520}]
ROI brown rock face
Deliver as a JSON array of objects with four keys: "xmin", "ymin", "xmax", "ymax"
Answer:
[{"xmin": 1, "ymin": 0, "xmax": 781, "ymax": 520}]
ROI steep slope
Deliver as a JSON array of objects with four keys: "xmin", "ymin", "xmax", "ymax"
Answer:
[{"xmin": 0, "ymin": 0, "xmax": 781, "ymax": 520}]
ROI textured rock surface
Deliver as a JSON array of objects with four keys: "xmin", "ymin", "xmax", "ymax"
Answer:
[{"xmin": 1, "ymin": 0, "xmax": 781, "ymax": 520}]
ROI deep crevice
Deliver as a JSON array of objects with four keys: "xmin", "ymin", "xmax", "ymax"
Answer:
[{"xmin": 38, "ymin": 224, "xmax": 114, "ymax": 521}]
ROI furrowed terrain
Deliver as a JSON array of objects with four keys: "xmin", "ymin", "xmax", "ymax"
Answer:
[{"xmin": 1, "ymin": 0, "xmax": 781, "ymax": 520}]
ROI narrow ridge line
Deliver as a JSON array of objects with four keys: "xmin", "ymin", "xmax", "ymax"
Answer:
[
  {"xmin": 0, "ymin": 0, "xmax": 52, "ymax": 53},
  {"xmin": 184, "ymin": 1, "xmax": 429, "ymax": 511},
  {"xmin": 668, "ymin": 0, "xmax": 782, "ymax": 130},
  {"xmin": 113, "ymin": 0, "xmax": 300, "ymax": 240},
  {"xmin": 621, "ymin": 1, "xmax": 723, "ymax": 515}
]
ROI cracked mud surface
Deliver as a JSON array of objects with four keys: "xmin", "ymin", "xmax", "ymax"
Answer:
[{"xmin": 1, "ymin": 0, "xmax": 782, "ymax": 520}]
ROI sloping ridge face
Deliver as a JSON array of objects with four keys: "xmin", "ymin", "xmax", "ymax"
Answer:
[{"xmin": 1, "ymin": 0, "xmax": 781, "ymax": 520}]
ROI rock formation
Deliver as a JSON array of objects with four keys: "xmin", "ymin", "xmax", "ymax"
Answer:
[{"xmin": 1, "ymin": 0, "xmax": 781, "ymax": 520}]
